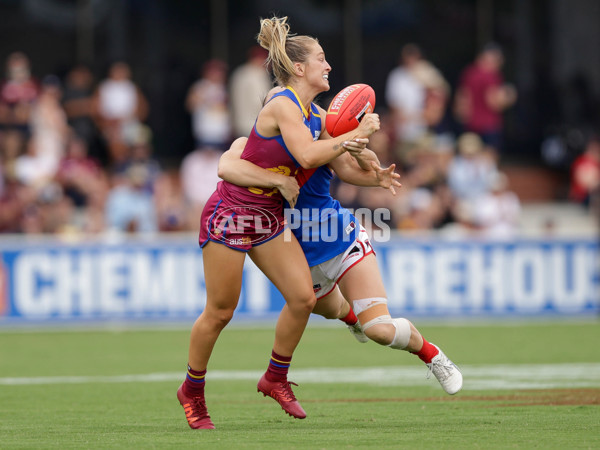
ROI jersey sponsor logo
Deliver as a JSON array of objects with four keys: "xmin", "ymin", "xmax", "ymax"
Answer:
[
  {"xmin": 207, "ymin": 205, "xmax": 282, "ymax": 246},
  {"xmin": 229, "ymin": 237, "xmax": 251, "ymax": 246},
  {"xmin": 345, "ymin": 221, "xmax": 356, "ymax": 235}
]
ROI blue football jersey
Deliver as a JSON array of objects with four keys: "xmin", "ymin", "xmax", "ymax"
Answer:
[
  {"xmin": 292, "ymin": 166, "xmax": 359, "ymax": 267},
  {"xmin": 274, "ymin": 86, "xmax": 359, "ymax": 266}
]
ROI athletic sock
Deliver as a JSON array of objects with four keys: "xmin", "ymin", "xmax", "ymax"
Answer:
[
  {"xmin": 265, "ymin": 350, "xmax": 292, "ymax": 382},
  {"xmin": 340, "ymin": 308, "xmax": 358, "ymax": 326},
  {"xmin": 412, "ymin": 337, "xmax": 439, "ymax": 364},
  {"xmin": 183, "ymin": 365, "xmax": 206, "ymax": 397}
]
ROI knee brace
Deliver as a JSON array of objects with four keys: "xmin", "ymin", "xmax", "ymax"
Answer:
[
  {"xmin": 361, "ymin": 315, "xmax": 411, "ymax": 349},
  {"xmin": 388, "ymin": 317, "xmax": 411, "ymax": 349}
]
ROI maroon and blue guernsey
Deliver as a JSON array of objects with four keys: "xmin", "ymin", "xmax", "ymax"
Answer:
[{"xmin": 199, "ymin": 86, "xmax": 322, "ymax": 251}]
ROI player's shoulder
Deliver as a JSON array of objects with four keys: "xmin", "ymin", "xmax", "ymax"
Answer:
[
  {"xmin": 263, "ymin": 89, "xmax": 295, "ymax": 110},
  {"xmin": 264, "ymin": 92, "xmax": 306, "ymax": 123}
]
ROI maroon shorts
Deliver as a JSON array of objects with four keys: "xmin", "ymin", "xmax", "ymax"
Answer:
[{"xmin": 198, "ymin": 190, "xmax": 285, "ymax": 252}]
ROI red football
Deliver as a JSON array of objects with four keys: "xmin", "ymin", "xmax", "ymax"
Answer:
[{"xmin": 325, "ymin": 83, "xmax": 376, "ymax": 137}]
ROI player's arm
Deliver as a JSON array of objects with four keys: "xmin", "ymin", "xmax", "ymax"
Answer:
[
  {"xmin": 329, "ymin": 152, "xmax": 401, "ymax": 195},
  {"xmin": 321, "ymin": 116, "xmax": 392, "ymax": 188},
  {"xmin": 265, "ymin": 97, "xmax": 379, "ymax": 169},
  {"xmin": 348, "ymin": 145, "xmax": 381, "ymax": 170},
  {"xmin": 218, "ymin": 137, "xmax": 300, "ymax": 207}
]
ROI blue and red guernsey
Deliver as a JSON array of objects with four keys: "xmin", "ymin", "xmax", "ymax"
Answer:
[{"xmin": 199, "ymin": 86, "xmax": 322, "ymax": 251}]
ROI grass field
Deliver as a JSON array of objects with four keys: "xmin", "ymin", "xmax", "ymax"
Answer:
[{"xmin": 1, "ymin": 319, "xmax": 599, "ymax": 449}]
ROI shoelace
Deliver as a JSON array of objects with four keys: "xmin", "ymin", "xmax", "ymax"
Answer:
[
  {"xmin": 186, "ymin": 397, "xmax": 210, "ymax": 419},
  {"xmin": 426, "ymin": 358, "xmax": 453, "ymax": 381},
  {"xmin": 272, "ymin": 381, "xmax": 299, "ymax": 402}
]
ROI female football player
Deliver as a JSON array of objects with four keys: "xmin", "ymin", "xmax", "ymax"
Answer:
[
  {"xmin": 218, "ymin": 96, "xmax": 463, "ymax": 398},
  {"xmin": 177, "ymin": 16, "xmax": 380, "ymax": 429}
]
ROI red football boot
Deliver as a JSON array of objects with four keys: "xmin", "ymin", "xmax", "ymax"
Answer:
[
  {"xmin": 177, "ymin": 384, "xmax": 215, "ymax": 429},
  {"xmin": 257, "ymin": 373, "xmax": 307, "ymax": 419}
]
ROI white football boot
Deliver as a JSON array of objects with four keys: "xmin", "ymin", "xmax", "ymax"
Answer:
[
  {"xmin": 426, "ymin": 344, "xmax": 463, "ymax": 395},
  {"xmin": 347, "ymin": 322, "xmax": 369, "ymax": 343}
]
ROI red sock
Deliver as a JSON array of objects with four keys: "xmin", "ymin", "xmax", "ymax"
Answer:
[
  {"xmin": 183, "ymin": 365, "xmax": 206, "ymax": 397},
  {"xmin": 265, "ymin": 350, "xmax": 291, "ymax": 382},
  {"xmin": 412, "ymin": 337, "xmax": 439, "ymax": 364},
  {"xmin": 339, "ymin": 308, "xmax": 358, "ymax": 326}
]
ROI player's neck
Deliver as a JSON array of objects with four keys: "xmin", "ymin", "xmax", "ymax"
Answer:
[{"xmin": 286, "ymin": 84, "xmax": 314, "ymax": 119}]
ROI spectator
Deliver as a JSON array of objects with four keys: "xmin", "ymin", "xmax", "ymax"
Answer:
[
  {"xmin": 179, "ymin": 146, "xmax": 222, "ymax": 229},
  {"xmin": 385, "ymin": 44, "xmax": 447, "ymax": 165},
  {"xmin": 55, "ymin": 136, "xmax": 108, "ymax": 213},
  {"xmin": 454, "ymin": 43, "xmax": 517, "ymax": 156},
  {"xmin": 569, "ymin": 134, "xmax": 600, "ymax": 208},
  {"xmin": 472, "ymin": 172, "xmax": 521, "ymax": 239},
  {"xmin": 22, "ymin": 182, "xmax": 75, "ymax": 235},
  {"xmin": 0, "ymin": 128, "xmax": 26, "ymax": 167},
  {"xmin": 105, "ymin": 164, "xmax": 158, "ymax": 233},
  {"xmin": 0, "ymin": 52, "xmax": 39, "ymax": 132},
  {"xmin": 80, "ymin": 196, "xmax": 106, "ymax": 233},
  {"xmin": 0, "ymin": 164, "xmax": 36, "ymax": 233},
  {"xmin": 447, "ymin": 132, "xmax": 498, "ymax": 202},
  {"xmin": 14, "ymin": 136, "xmax": 57, "ymax": 189},
  {"xmin": 112, "ymin": 124, "xmax": 161, "ymax": 194},
  {"xmin": 229, "ymin": 46, "xmax": 272, "ymax": 138},
  {"xmin": 92, "ymin": 61, "xmax": 149, "ymax": 166},
  {"xmin": 186, "ymin": 59, "xmax": 231, "ymax": 150},
  {"xmin": 29, "ymin": 75, "xmax": 69, "ymax": 174},
  {"xmin": 154, "ymin": 169, "xmax": 187, "ymax": 232},
  {"xmin": 441, "ymin": 198, "xmax": 480, "ymax": 238},
  {"xmin": 411, "ymin": 55, "xmax": 451, "ymax": 133},
  {"xmin": 62, "ymin": 64, "xmax": 103, "ymax": 163},
  {"xmin": 0, "ymin": 129, "xmax": 83, "ymax": 235},
  {"xmin": 399, "ymin": 133, "xmax": 444, "ymax": 186},
  {"xmin": 396, "ymin": 187, "xmax": 443, "ymax": 231}
]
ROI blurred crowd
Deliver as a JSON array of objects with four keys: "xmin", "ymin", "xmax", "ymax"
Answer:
[{"xmin": 0, "ymin": 43, "xmax": 598, "ymax": 239}]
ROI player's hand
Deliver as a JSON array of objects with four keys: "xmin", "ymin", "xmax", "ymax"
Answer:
[
  {"xmin": 343, "ymin": 138, "xmax": 369, "ymax": 157},
  {"xmin": 371, "ymin": 161, "xmax": 401, "ymax": 195},
  {"xmin": 277, "ymin": 176, "xmax": 300, "ymax": 208},
  {"xmin": 355, "ymin": 113, "xmax": 380, "ymax": 138}
]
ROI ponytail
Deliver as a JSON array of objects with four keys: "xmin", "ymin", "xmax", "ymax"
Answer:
[{"xmin": 256, "ymin": 16, "xmax": 318, "ymax": 86}]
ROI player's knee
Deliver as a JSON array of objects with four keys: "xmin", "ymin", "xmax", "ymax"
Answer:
[
  {"xmin": 288, "ymin": 290, "xmax": 317, "ymax": 314},
  {"xmin": 362, "ymin": 316, "xmax": 412, "ymax": 349},
  {"xmin": 205, "ymin": 307, "xmax": 235, "ymax": 330},
  {"xmin": 387, "ymin": 317, "xmax": 411, "ymax": 349},
  {"xmin": 363, "ymin": 322, "xmax": 395, "ymax": 345},
  {"xmin": 318, "ymin": 300, "xmax": 346, "ymax": 320}
]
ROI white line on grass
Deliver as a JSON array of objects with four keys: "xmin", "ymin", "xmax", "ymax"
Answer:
[{"xmin": 2, "ymin": 363, "xmax": 599, "ymax": 390}]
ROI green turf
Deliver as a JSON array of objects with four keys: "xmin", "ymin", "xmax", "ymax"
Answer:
[{"xmin": 1, "ymin": 320, "xmax": 599, "ymax": 449}]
